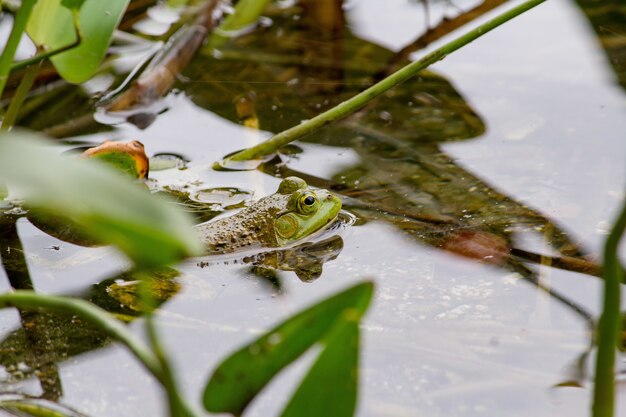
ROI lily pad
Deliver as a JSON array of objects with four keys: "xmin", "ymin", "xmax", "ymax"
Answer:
[{"xmin": 149, "ymin": 153, "xmax": 187, "ymax": 171}]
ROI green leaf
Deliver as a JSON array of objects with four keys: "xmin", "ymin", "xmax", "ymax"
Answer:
[
  {"xmin": 60, "ymin": 0, "xmax": 86, "ymax": 11},
  {"xmin": 0, "ymin": 398, "xmax": 86, "ymax": 417},
  {"xmin": 0, "ymin": 131, "xmax": 202, "ymax": 266},
  {"xmin": 27, "ymin": 0, "xmax": 75, "ymax": 50},
  {"xmin": 280, "ymin": 316, "xmax": 359, "ymax": 417},
  {"xmin": 167, "ymin": 0, "xmax": 192, "ymax": 7},
  {"xmin": 208, "ymin": 0, "xmax": 272, "ymax": 49},
  {"xmin": 26, "ymin": 0, "xmax": 129, "ymax": 83},
  {"xmin": 203, "ymin": 281, "xmax": 373, "ymax": 415}
]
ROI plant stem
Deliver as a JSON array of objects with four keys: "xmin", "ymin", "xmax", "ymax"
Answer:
[
  {"xmin": 0, "ymin": 0, "xmax": 38, "ymax": 106},
  {"xmin": 592, "ymin": 197, "xmax": 626, "ymax": 417},
  {"xmin": 9, "ymin": 7, "xmax": 82, "ymax": 73},
  {"xmin": 137, "ymin": 270, "xmax": 201, "ymax": 417},
  {"xmin": 0, "ymin": 291, "xmax": 165, "ymax": 384},
  {"xmin": 145, "ymin": 313, "xmax": 201, "ymax": 417},
  {"xmin": 227, "ymin": 0, "xmax": 547, "ymax": 161},
  {"xmin": 1, "ymin": 60, "xmax": 40, "ymax": 130},
  {"xmin": 10, "ymin": 38, "xmax": 80, "ymax": 73}
]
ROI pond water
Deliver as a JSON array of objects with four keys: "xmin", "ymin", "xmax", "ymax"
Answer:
[{"xmin": 2, "ymin": 0, "xmax": 626, "ymax": 416}]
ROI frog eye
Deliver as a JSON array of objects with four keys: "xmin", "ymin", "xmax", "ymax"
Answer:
[{"xmin": 298, "ymin": 193, "xmax": 318, "ymax": 214}]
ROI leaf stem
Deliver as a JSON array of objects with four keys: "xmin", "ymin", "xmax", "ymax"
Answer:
[
  {"xmin": 1, "ymin": 60, "xmax": 41, "ymax": 130},
  {"xmin": 226, "ymin": 0, "xmax": 547, "ymax": 161},
  {"xmin": 592, "ymin": 195, "xmax": 626, "ymax": 417},
  {"xmin": 0, "ymin": 0, "xmax": 38, "ymax": 106},
  {"xmin": 137, "ymin": 271, "xmax": 202, "ymax": 417},
  {"xmin": 0, "ymin": 291, "xmax": 165, "ymax": 384},
  {"xmin": 10, "ymin": 37, "xmax": 81, "ymax": 73}
]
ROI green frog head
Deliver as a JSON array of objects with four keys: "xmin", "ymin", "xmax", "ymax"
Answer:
[
  {"xmin": 196, "ymin": 176, "xmax": 342, "ymax": 253},
  {"xmin": 273, "ymin": 177, "xmax": 342, "ymax": 245}
]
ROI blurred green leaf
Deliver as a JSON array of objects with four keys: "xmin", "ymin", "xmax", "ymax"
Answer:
[
  {"xmin": 167, "ymin": 0, "xmax": 192, "ymax": 7},
  {"xmin": 0, "ymin": 398, "xmax": 84, "ymax": 417},
  {"xmin": 26, "ymin": 0, "xmax": 72, "ymax": 49},
  {"xmin": 60, "ymin": 0, "xmax": 86, "ymax": 11},
  {"xmin": 281, "ymin": 316, "xmax": 359, "ymax": 417},
  {"xmin": 208, "ymin": 0, "xmax": 272, "ymax": 49},
  {"xmin": 26, "ymin": 0, "xmax": 129, "ymax": 83},
  {"xmin": 203, "ymin": 281, "xmax": 373, "ymax": 415},
  {"xmin": 0, "ymin": 183, "xmax": 6, "ymax": 200},
  {"xmin": 0, "ymin": 131, "xmax": 202, "ymax": 266}
]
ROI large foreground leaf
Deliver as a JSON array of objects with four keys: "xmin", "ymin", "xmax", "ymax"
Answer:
[
  {"xmin": 203, "ymin": 281, "xmax": 373, "ymax": 416},
  {"xmin": 280, "ymin": 316, "xmax": 360, "ymax": 417},
  {"xmin": 26, "ymin": 0, "xmax": 129, "ymax": 83},
  {"xmin": 0, "ymin": 132, "xmax": 202, "ymax": 266}
]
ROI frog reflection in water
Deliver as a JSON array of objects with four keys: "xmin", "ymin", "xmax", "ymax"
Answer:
[{"xmin": 195, "ymin": 176, "xmax": 342, "ymax": 254}]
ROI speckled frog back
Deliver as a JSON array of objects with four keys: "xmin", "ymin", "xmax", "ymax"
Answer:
[{"xmin": 194, "ymin": 192, "xmax": 290, "ymax": 254}]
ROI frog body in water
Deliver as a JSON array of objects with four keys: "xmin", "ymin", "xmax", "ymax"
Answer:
[{"xmin": 195, "ymin": 177, "xmax": 342, "ymax": 254}]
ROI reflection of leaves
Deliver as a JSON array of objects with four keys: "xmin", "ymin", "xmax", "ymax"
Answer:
[
  {"xmin": 203, "ymin": 281, "xmax": 373, "ymax": 416},
  {"xmin": 0, "ymin": 310, "xmax": 108, "ymax": 383},
  {"xmin": 16, "ymin": 83, "xmax": 106, "ymax": 138},
  {"xmin": 186, "ymin": 20, "xmax": 483, "ymax": 145},
  {"xmin": 186, "ymin": 5, "xmax": 592, "ymax": 270},
  {"xmin": 0, "ymin": 268, "xmax": 178, "ymax": 384},
  {"xmin": 573, "ymin": 0, "xmax": 626, "ymax": 89},
  {"xmin": 92, "ymin": 268, "xmax": 180, "ymax": 318}
]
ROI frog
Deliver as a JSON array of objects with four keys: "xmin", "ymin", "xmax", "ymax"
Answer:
[{"xmin": 194, "ymin": 177, "xmax": 342, "ymax": 254}]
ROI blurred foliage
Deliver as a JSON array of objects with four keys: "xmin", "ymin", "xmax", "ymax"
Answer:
[
  {"xmin": 27, "ymin": 0, "xmax": 130, "ymax": 83},
  {"xmin": 0, "ymin": 132, "xmax": 201, "ymax": 266}
]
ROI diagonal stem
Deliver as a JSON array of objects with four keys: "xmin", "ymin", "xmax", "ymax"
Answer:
[{"xmin": 226, "ymin": 0, "xmax": 547, "ymax": 162}]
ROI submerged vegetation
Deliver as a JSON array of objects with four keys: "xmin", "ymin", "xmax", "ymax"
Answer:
[{"xmin": 0, "ymin": 0, "xmax": 625, "ymax": 416}]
